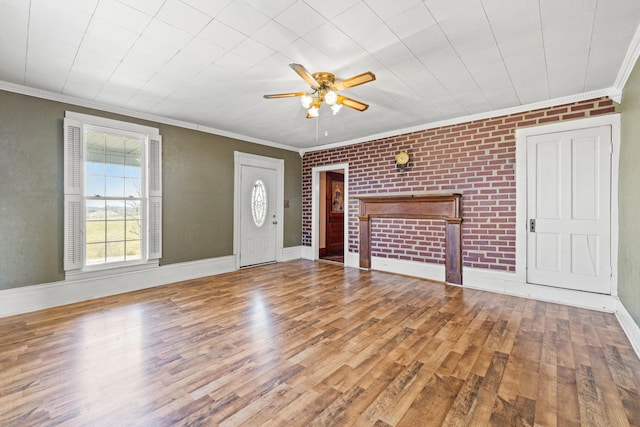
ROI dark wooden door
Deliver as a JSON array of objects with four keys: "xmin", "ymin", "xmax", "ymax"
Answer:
[{"xmin": 325, "ymin": 172, "xmax": 344, "ymax": 256}]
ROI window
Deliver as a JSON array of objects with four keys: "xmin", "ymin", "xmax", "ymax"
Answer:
[
  {"xmin": 64, "ymin": 112, "xmax": 162, "ymax": 273},
  {"xmin": 251, "ymin": 179, "xmax": 267, "ymax": 227}
]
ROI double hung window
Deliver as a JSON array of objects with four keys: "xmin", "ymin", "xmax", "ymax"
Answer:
[{"xmin": 63, "ymin": 112, "xmax": 162, "ymax": 273}]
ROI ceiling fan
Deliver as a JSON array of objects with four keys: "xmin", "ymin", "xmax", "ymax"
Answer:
[{"xmin": 263, "ymin": 63, "xmax": 376, "ymax": 118}]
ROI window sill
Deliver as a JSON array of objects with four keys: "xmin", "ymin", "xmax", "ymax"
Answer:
[{"xmin": 65, "ymin": 260, "xmax": 160, "ymax": 281}]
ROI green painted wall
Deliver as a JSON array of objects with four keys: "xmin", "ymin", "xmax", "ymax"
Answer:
[
  {"xmin": 0, "ymin": 90, "xmax": 302, "ymax": 290},
  {"xmin": 619, "ymin": 57, "xmax": 640, "ymax": 327}
]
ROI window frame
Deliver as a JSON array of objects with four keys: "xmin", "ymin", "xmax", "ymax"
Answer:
[{"xmin": 63, "ymin": 111, "xmax": 162, "ymax": 277}]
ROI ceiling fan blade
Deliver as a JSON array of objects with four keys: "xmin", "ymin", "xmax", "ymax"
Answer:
[
  {"xmin": 263, "ymin": 92, "xmax": 306, "ymax": 99},
  {"xmin": 334, "ymin": 71, "xmax": 376, "ymax": 91},
  {"xmin": 290, "ymin": 63, "xmax": 319, "ymax": 89},
  {"xmin": 337, "ymin": 95, "xmax": 369, "ymax": 111}
]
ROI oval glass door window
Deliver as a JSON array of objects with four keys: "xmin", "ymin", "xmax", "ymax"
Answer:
[{"xmin": 251, "ymin": 179, "xmax": 267, "ymax": 227}]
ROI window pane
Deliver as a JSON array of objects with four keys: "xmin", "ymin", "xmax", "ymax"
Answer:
[
  {"xmin": 125, "ymin": 178, "xmax": 141, "ymax": 197},
  {"xmin": 125, "ymin": 137, "xmax": 142, "ymax": 179},
  {"xmin": 126, "ymin": 200, "xmax": 141, "ymax": 220},
  {"xmin": 86, "ymin": 200, "xmax": 106, "ymax": 219},
  {"xmin": 86, "ymin": 220, "xmax": 105, "ymax": 243},
  {"xmin": 106, "ymin": 177, "xmax": 124, "ymax": 197},
  {"xmin": 86, "ymin": 243, "xmax": 105, "ymax": 265},
  {"xmin": 126, "ymin": 240, "xmax": 141, "ymax": 260},
  {"xmin": 251, "ymin": 179, "xmax": 267, "ymax": 227},
  {"xmin": 126, "ymin": 220, "xmax": 141, "ymax": 240},
  {"xmin": 107, "ymin": 201, "xmax": 124, "ymax": 219},
  {"xmin": 106, "ymin": 242, "xmax": 125, "ymax": 262},
  {"xmin": 86, "ymin": 175, "xmax": 105, "ymax": 197},
  {"xmin": 107, "ymin": 220, "xmax": 125, "ymax": 241},
  {"xmin": 106, "ymin": 162, "xmax": 125, "ymax": 177},
  {"xmin": 86, "ymin": 160, "xmax": 104, "ymax": 175}
]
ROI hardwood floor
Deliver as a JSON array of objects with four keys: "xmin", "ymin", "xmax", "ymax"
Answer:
[{"xmin": 1, "ymin": 260, "xmax": 639, "ymax": 426}]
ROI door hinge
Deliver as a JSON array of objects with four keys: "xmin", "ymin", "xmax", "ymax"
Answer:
[{"xmin": 529, "ymin": 219, "xmax": 536, "ymax": 232}]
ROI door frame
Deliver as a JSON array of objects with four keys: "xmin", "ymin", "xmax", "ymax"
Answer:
[
  {"xmin": 311, "ymin": 163, "xmax": 349, "ymax": 263},
  {"xmin": 233, "ymin": 152, "xmax": 284, "ymax": 269},
  {"xmin": 515, "ymin": 114, "xmax": 620, "ymax": 295}
]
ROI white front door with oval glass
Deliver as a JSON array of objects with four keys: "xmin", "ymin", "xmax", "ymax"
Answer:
[{"xmin": 240, "ymin": 164, "xmax": 278, "ymax": 267}]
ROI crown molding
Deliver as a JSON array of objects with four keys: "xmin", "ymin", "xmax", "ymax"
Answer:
[
  {"xmin": 299, "ymin": 88, "xmax": 617, "ymax": 155},
  {"xmin": 613, "ymin": 21, "xmax": 640, "ymax": 100},
  {"xmin": 0, "ymin": 80, "xmax": 300, "ymax": 153}
]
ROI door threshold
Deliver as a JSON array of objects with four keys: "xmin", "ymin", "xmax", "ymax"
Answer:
[{"xmin": 240, "ymin": 261, "xmax": 277, "ymax": 269}]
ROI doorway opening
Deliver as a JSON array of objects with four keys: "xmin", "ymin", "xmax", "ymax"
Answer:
[
  {"xmin": 319, "ymin": 170, "xmax": 344, "ymax": 263},
  {"xmin": 311, "ymin": 163, "xmax": 349, "ymax": 265}
]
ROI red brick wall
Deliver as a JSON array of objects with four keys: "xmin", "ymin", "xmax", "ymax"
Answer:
[{"xmin": 302, "ymin": 97, "xmax": 616, "ymax": 272}]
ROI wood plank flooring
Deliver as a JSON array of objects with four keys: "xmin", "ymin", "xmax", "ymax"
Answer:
[{"xmin": 1, "ymin": 260, "xmax": 639, "ymax": 426}]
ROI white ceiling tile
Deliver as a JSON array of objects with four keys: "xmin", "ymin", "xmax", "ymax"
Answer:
[
  {"xmin": 244, "ymin": 0, "xmax": 296, "ymax": 18},
  {"xmin": 94, "ymin": 0, "xmax": 153, "ymax": 33},
  {"xmin": 251, "ymin": 21, "xmax": 299, "ymax": 51},
  {"xmin": 81, "ymin": 18, "xmax": 139, "ymax": 59},
  {"xmin": 332, "ymin": 2, "xmax": 383, "ymax": 40},
  {"xmin": 120, "ymin": 47, "xmax": 170, "ymax": 78},
  {"xmin": 482, "ymin": 0, "xmax": 538, "ymax": 23},
  {"xmin": 275, "ymin": 1, "xmax": 327, "ymax": 37},
  {"xmin": 0, "ymin": 2, "xmax": 28, "ymax": 45},
  {"xmin": 159, "ymin": 44, "xmax": 222, "ymax": 81},
  {"xmin": 156, "ymin": 0, "xmax": 212, "ymax": 34},
  {"xmin": 422, "ymin": 0, "xmax": 479, "ymax": 22},
  {"xmin": 301, "ymin": 0, "xmax": 360, "ymax": 20},
  {"xmin": 29, "ymin": 0, "xmax": 92, "ymax": 46},
  {"xmin": 63, "ymin": 73, "xmax": 104, "ymax": 99},
  {"xmin": 325, "ymin": 38, "xmax": 371, "ymax": 67},
  {"xmin": 125, "ymin": 91, "xmax": 167, "ymax": 110},
  {"xmin": 0, "ymin": 53, "xmax": 25, "ymax": 83},
  {"xmin": 115, "ymin": 0, "xmax": 164, "ymax": 16},
  {"xmin": 353, "ymin": 24, "xmax": 399, "ymax": 55},
  {"xmin": 231, "ymin": 37, "xmax": 275, "ymax": 63},
  {"xmin": 215, "ymin": 1, "xmax": 270, "ymax": 36},
  {"xmin": 132, "ymin": 19, "xmax": 192, "ymax": 61},
  {"xmin": 278, "ymin": 38, "xmax": 335, "ymax": 70},
  {"xmin": 94, "ymin": 82, "xmax": 138, "ymax": 105},
  {"xmin": 72, "ymin": 49, "xmax": 120, "ymax": 80},
  {"xmin": 365, "ymin": 0, "xmax": 422, "ymax": 21},
  {"xmin": 181, "ymin": 0, "xmax": 233, "ymax": 17},
  {"xmin": 52, "ymin": 0, "xmax": 99, "ymax": 14},
  {"xmin": 198, "ymin": 20, "xmax": 247, "ymax": 51},
  {"xmin": 372, "ymin": 41, "xmax": 415, "ymax": 67},
  {"xmin": 214, "ymin": 52, "xmax": 258, "ymax": 73},
  {"xmin": 439, "ymin": 5, "xmax": 490, "ymax": 41},
  {"xmin": 0, "ymin": 0, "xmax": 30, "ymax": 10},
  {"xmin": 385, "ymin": 3, "xmax": 437, "ymax": 39},
  {"xmin": 25, "ymin": 65, "xmax": 67, "ymax": 92},
  {"xmin": 27, "ymin": 40, "xmax": 76, "ymax": 69},
  {"xmin": 403, "ymin": 25, "xmax": 449, "ymax": 58},
  {"xmin": 304, "ymin": 22, "xmax": 352, "ymax": 56}
]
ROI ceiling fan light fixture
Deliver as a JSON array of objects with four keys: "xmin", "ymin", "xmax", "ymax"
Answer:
[
  {"xmin": 325, "ymin": 90, "xmax": 337, "ymax": 105},
  {"xmin": 301, "ymin": 93, "xmax": 313, "ymax": 108},
  {"xmin": 308, "ymin": 105, "xmax": 320, "ymax": 117},
  {"xmin": 331, "ymin": 103, "xmax": 342, "ymax": 115}
]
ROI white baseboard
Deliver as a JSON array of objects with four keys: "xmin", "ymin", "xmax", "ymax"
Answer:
[
  {"xmin": 0, "ymin": 256, "xmax": 236, "ymax": 318},
  {"xmin": 364, "ymin": 256, "xmax": 619, "ymax": 313},
  {"xmin": 281, "ymin": 246, "xmax": 303, "ymax": 261},
  {"xmin": 616, "ymin": 300, "xmax": 640, "ymax": 359},
  {"xmin": 301, "ymin": 245, "xmax": 314, "ymax": 260}
]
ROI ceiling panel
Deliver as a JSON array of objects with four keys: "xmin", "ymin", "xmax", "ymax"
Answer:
[{"xmin": 0, "ymin": 0, "xmax": 638, "ymax": 150}]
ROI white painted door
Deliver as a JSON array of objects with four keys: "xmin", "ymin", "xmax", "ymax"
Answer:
[
  {"xmin": 527, "ymin": 125, "xmax": 611, "ymax": 294},
  {"xmin": 240, "ymin": 165, "xmax": 277, "ymax": 267}
]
